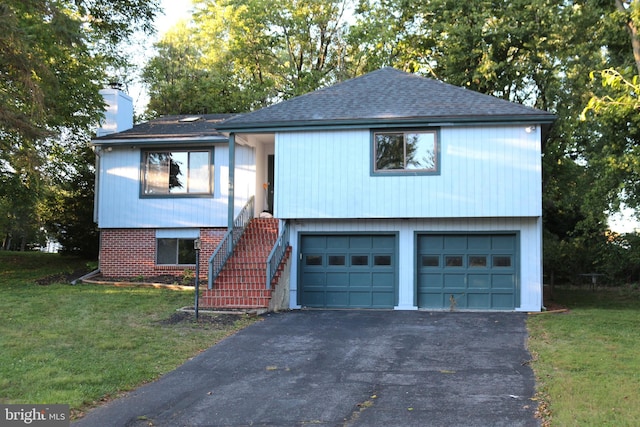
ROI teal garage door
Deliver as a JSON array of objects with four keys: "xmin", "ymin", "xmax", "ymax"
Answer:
[
  {"xmin": 417, "ymin": 234, "xmax": 518, "ymax": 310},
  {"xmin": 299, "ymin": 234, "xmax": 397, "ymax": 308}
]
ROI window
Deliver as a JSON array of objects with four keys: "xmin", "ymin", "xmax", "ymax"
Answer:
[
  {"xmin": 157, "ymin": 238, "xmax": 196, "ymax": 265},
  {"xmin": 373, "ymin": 130, "xmax": 438, "ymax": 173},
  {"xmin": 374, "ymin": 255, "xmax": 392, "ymax": 266},
  {"xmin": 493, "ymin": 256, "xmax": 512, "ymax": 267},
  {"xmin": 421, "ymin": 255, "xmax": 439, "ymax": 267},
  {"xmin": 306, "ymin": 255, "xmax": 323, "ymax": 266},
  {"xmin": 445, "ymin": 256, "xmax": 463, "ymax": 267},
  {"xmin": 328, "ymin": 255, "xmax": 345, "ymax": 266},
  {"xmin": 351, "ymin": 255, "xmax": 369, "ymax": 266},
  {"xmin": 469, "ymin": 256, "xmax": 487, "ymax": 267},
  {"xmin": 142, "ymin": 149, "xmax": 212, "ymax": 196}
]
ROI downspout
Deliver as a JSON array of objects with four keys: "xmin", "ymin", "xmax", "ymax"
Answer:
[
  {"xmin": 93, "ymin": 145, "xmax": 102, "ymax": 275},
  {"xmin": 228, "ymin": 133, "xmax": 236, "ymax": 252},
  {"xmin": 93, "ymin": 146, "xmax": 101, "ymax": 224}
]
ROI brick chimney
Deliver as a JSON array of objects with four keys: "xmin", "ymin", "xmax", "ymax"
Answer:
[{"xmin": 96, "ymin": 83, "xmax": 134, "ymax": 137}]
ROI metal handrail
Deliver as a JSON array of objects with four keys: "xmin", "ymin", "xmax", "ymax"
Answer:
[
  {"xmin": 208, "ymin": 196, "xmax": 255, "ymax": 289},
  {"xmin": 266, "ymin": 220, "xmax": 290, "ymax": 290}
]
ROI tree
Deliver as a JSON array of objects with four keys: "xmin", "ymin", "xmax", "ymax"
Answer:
[
  {"xmin": 0, "ymin": 0, "xmax": 159, "ymax": 253},
  {"xmin": 143, "ymin": 0, "xmax": 354, "ymax": 116},
  {"xmin": 581, "ymin": 1, "xmax": 640, "ymax": 213}
]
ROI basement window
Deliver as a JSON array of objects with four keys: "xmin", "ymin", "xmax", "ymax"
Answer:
[{"xmin": 156, "ymin": 229, "xmax": 199, "ymax": 265}]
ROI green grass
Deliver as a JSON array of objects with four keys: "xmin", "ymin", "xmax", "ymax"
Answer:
[
  {"xmin": 0, "ymin": 251, "xmax": 257, "ymax": 417},
  {"xmin": 528, "ymin": 287, "xmax": 640, "ymax": 426}
]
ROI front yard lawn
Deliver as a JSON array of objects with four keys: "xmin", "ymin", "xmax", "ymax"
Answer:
[
  {"xmin": 528, "ymin": 287, "xmax": 640, "ymax": 426},
  {"xmin": 0, "ymin": 251, "xmax": 257, "ymax": 419}
]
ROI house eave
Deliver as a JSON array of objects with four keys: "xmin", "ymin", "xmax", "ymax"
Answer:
[
  {"xmin": 91, "ymin": 136, "xmax": 229, "ymax": 146},
  {"xmin": 216, "ymin": 114, "xmax": 557, "ymax": 134}
]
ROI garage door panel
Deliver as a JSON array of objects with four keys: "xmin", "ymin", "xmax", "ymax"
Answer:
[
  {"xmin": 326, "ymin": 235, "xmax": 349, "ymax": 248},
  {"xmin": 444, "ymin": 235, "xmax": 467, "ymax": 250},
  {"xmin": 372, "ymin": 292, "xmax": 394, "ymax": 307},
  {"xmin": 326, "ymin": 272, "xmax": 349, "ymax": 286},
  {"xmin": 418, "ymin": 293, "xmax": 446, "ymax": 308},
  {"xmin": 372, "ymin": 235, "xmax": 395, "ymax": 249},
  {"xmin": 468, "ymin": 235, "xmax": 491, "ymax": 250},
  {"xmin": 492, "ymin": 293, "xmax": 514, "ymax": 309},
  {"xmin": 349, "ymin": 292, "xmax": 372, "ymax": 307},
  {"xmin": 303, "ymin": 236, "xmax": 328, "ymax": 250},
  {"xmin": 468, "ymin": 274, "xmax": 490, "ymax": 288},
  {"xmin": 420, "ymin": 273, "xmax": 442, "ymax": 288},
  {"xmin": 444, "ymin": 274, "xmax": 466, "ymax": 288},
  {"xmin": 303, "ymin": 272, "xmax": 326, "ymax": 285},
  {"xmin": 349, "ymin": 272, "xmax": 372, "ymax": 286},
  {"xmin": 418, "ymin": 234, "xmax": 517, "ymax": 310},
  {"xmin": 300, "ymin": 234, "xmax": 397, "ymax": 308},
  {"xmin": 325, "ymin": 292, "xmax": 349, "ymax": 307},
  {"xmin": 301, "ymin": 291, "xmax": 325, "ymax": 306},
  {"xmin": 372, "ymin": 272, "xmax": 394, "ymax": 287},
  {"xmin": 350, "ymin": 236, "xmax": 372, "ymax": 249},
  {"xmin": 468, "ymin": 293, "xmax": 490, "ymax": 308},
  {"xmin": 492, "ymin": 235, "xmax": 515, "ymax": 250},
  {"xmin": 492, "ymin": 274, "xmax": 515, "ymax": 289}
]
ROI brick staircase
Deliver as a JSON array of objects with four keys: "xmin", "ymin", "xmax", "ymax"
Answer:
[{"xmin": 200, "ymin": 218, "xmax": 290, "ymax": 310}]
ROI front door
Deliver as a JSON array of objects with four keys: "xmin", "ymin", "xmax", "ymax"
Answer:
[{"xmin": 267, "ymin": 155, "xmax": 274, "ymax": 213}]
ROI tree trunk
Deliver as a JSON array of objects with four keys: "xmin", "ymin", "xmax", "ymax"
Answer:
[{"xmin": 616, "ymin": 0, "xmax": 640, "ymax": 76}]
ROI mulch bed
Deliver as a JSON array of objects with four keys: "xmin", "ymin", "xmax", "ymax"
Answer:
[
  {"xmin": 35, "ymin": 269, "xmax": 93, "ymax": 286},
  {"xmin": 87, "ymin": 274, "xmax": 207, "ymax": 286}
]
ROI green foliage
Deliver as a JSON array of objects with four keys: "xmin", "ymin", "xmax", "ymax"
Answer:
[
  {"xmin": 143, "ymin": 0, "xmax": 354, "ymax": 116},
  {"xmin": 43, "ymin": 145, "xmax": 99, "ymax": 259},
  {"xmin": 0, "ymin": 0, "xmax": 159, "ymax": 252}
]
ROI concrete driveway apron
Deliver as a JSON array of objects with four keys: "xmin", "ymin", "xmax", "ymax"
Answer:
[{"xmin": 74, "ymin": 311, "xmax": 539, "ymax": 427}]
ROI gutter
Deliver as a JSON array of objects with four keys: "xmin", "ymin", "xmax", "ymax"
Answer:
[
  {"xmin": 91, "ymin": 136, "xmax": 228, "ymax": 146},
  {"xmin": 215, "ymin": 115, "xmax": 558, "ymax": 134}
]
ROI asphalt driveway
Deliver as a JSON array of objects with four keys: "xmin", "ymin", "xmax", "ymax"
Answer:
[{"xmin": 74, "ymin": 311, "xmax": 539, "ymax": 427}]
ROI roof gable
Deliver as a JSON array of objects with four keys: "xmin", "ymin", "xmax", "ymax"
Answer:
[{"xmin": 216, "ymin": 67, "xmax": 555, "ymax": 131}]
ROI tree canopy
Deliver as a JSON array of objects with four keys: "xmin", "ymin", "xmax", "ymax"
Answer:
[{"xmin": 0, "ymin": 0, "xmax": 159, "ymax": 253}]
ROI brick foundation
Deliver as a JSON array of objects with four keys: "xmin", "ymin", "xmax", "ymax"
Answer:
[{"xmin": 99, "ymin": 228, "xmax": 225, "ymax": 279}]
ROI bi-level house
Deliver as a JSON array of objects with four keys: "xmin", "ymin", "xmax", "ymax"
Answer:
[{"xmin": 92, "ymin": 68, "xmax": 555, "ymax": 312}]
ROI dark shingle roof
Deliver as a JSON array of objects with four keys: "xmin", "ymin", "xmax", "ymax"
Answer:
[
  {"xmin": 93, "ymin": 114, "xmax": 236, "ymax": 144},
  {"xmin": 216, "ymin": 68, "xmax": 555, "ymax": 131}
]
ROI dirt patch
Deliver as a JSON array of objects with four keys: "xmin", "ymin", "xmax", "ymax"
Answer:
[
  {"xmin": 157, "ymin": 311, "xmax": 249, "ymax": 327},
  {"xmin": 35, "ymin": 269, "xmax": 93, "ymax": 286}
]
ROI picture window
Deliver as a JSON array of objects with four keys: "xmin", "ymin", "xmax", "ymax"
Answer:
[{"xmin": 143, "ymin": 149, "xmax": 212, "ymax": 196}]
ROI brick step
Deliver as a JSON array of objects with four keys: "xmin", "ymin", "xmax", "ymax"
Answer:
[
  {"xmin": 213, "ymin": 278, "xmax": 268, "ymax": 288},
  {"xmin": 234, "ymin": 246, "xmax": 275, "ymax": 253},
  {"xmin": 224, "ymin": 262, "xmax": 268, "ymax": 269},
  {"xmin": 235, "ymin": 240, "xmax": 277, "ymax": 247},
  {"xmin": 200, "ymin": 296, "xmax": 271, "ymax": 308},
  {"xmin": 226, "ymin": 256, "xmax": 272, "ymax": 263},
  {"xmin": 215, "ymin": 275, "xmax": 267, "ymax": 284},
  {"xmin": 203, "ymin": 289, "xmax": 272, "ymax": 297}
]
